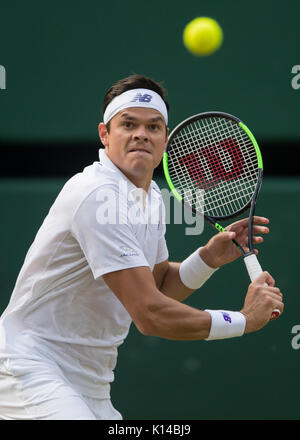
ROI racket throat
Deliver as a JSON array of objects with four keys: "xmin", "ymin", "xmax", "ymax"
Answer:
[
  {"xmin": 212, "ymin": 220, "xmax": 246, "ymax": 255},
  {"xmin": 247, "ymin": 169, "xmax": 263, "ymax": 252}
]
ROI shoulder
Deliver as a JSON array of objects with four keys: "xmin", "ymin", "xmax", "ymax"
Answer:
[{"xmin": 55, "ymin": 162, "xmax": 122, "ymax": 215}]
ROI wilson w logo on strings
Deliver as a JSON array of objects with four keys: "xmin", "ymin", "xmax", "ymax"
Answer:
[{"xmin": 179, "ymin": 139, "xmax": 245, "ymax": 190}]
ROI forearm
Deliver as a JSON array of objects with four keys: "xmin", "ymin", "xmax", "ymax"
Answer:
[
  {"xmin": 159, "ymin": 262, "xmax": 195, "ymax": 302},
  {"xmin": 104, "ymin": 266, "xmax": 250, "ymax": 342},
  {"xmin": 139, "ymin": 290, "xmax": 245, "ymax": 341},
  {"xmin": 140, "ymin": 292, "xmax": 212, "ymax": 340},
  {"xmin": 104, "ymin": 265, "xmax": 211, "ymax": 340}
]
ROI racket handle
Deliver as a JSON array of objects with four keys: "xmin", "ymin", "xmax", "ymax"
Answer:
[
  {"xmin": 244, "ymin": 253, "xmax": 264, "ymax": 282},
  {"xmin": 243, "ymin": 254, "xmax": 280, "ymax": 321}
]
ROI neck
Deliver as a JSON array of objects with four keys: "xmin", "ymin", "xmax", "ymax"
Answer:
[
  {"xmin": 122, "ymin": 170, "xmax": 152, "ymax": 192},
  {"xmin": 104, "ymin": 149, "xmax": 153, "ymax": 191}
]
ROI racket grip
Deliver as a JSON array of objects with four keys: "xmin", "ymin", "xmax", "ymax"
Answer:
[
  {"xmin": 243, "ymin": 254, "xmax": 280, "ymax": 321},
  {"xmin": 244, "ymin": 253, "xmax": 264, "ymax": 282}
]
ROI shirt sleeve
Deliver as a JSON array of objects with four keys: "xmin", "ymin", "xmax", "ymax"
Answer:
[
  {"xmin": 156, "ymin": 235, "xmax": 169, "ymax": 264},
  {"xmin": 71, "ymin": 187, "xmax": 150, "ymax": 279},
  {"xmin": 155, "ymin": 186, "xmax": 169, "ymax": 264}
]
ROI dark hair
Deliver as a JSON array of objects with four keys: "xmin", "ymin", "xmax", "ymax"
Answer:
[{"xmin": 102, "ymin": 74, "xmax": 169, "ymax": 131}]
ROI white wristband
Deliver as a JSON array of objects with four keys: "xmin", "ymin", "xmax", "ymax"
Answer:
[
  {"xmin": 205, "ymin": 310, "xmax": 246, "ymax": 340},
  {"xmin": 179, "ymin": 248, "xmax": 218, "ymax": 290}
]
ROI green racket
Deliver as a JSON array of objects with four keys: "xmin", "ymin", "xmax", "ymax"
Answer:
[{"xmin": 163, "ymin": 111, "xmax": 280, "ymax": 320}]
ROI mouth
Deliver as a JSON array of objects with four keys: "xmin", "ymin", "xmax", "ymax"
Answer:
[{"xmin": 128, "ymin": 148, "xmax": 151, "ymax": 155}]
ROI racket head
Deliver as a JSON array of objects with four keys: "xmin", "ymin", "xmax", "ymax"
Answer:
[{"xmin": 163, "ymin": 112, "xmax": 263, "ymax": 222}]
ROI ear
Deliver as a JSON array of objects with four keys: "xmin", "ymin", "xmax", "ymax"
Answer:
[
  {"xmin": 165, "ymin": 126, "xmax": 169, "ymax": 144},
  {"xmin": 98, "ymin": 123, "xmax": 109, "ymax": 147}
]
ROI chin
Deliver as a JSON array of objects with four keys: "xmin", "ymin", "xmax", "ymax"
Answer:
[
  {"xmin": 130, "ymin": 155, "xmax": 153, "ymax": 167},
  {"xmin": 127, "ymin": 161, "xmax": 153, "ymax": 178}
]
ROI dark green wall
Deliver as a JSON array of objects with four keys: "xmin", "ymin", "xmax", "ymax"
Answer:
[
  {"xmin": 0, "ymin": 0, "xmax": 300, "ymax": 142},
  {"xmin": 0, "ymin": 177, "xmax": 298, "ymax": 420}
]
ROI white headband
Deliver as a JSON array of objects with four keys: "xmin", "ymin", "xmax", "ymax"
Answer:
[{"xmin": 103, "ymin": 88, "xmax": 168, "ymax": 125}]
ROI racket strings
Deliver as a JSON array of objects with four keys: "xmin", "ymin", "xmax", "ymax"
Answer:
[{"xmin": 167, "ymin": 117, "xmax": 259, "ymax": 218}]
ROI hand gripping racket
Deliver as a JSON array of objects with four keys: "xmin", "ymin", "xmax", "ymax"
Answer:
[{"xmin": 163, "ymin": 111, "xmax": 280, "ymax": 320}]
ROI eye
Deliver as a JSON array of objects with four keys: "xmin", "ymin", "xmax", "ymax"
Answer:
[
  {"xmin": 122, "ymin": 121, "xmax": 134, "ymax": 129},
  {"xmin": 149, "ymin": 124, "xmax": 160, "ymax": 131}
]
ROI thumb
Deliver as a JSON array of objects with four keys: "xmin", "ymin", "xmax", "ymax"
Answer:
[
  {"xmin": 252, "ymin": 271, "xmax": 275, "ymax": 287},
  {"xmin": 221, "ymin": 231, "xmax": 236, "ymax": 241}
]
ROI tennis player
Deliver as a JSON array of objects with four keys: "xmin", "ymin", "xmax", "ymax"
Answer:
[{"xmin": 0, "ymin": 74, "xmax": 284, "ymax": 420}]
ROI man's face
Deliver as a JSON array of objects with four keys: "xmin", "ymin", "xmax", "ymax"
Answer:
[{"xmin": 98, "ymin": 107, "xmax": 168, "ymax": 188}]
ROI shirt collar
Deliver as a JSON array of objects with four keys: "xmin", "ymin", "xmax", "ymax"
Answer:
[
  {"xmin": 98, "ymin": 148, "xmax": 134, "ymax": 186},
  {"xmin": 98, "ymin": 148, "xmax": 151, "ymax": 201},
  {"xmin": 99, "ymin": 148, "xmax": 123, "ymax": 174},
  {"xmin": 98, "ymin": 148, "xmax": 161, "ymax": 209}
]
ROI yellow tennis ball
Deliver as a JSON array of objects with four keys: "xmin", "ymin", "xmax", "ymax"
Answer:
[{"xmin": 183, "ymin": 17, "xmax": 223, "ymax": 56}]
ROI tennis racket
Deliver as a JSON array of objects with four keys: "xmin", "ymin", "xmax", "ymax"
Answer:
[{"xmin": 163, "ymin": 111, "xmax": 280, "ymax": 321}]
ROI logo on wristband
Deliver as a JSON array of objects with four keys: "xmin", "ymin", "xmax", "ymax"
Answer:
[{"xmin": 222, "ymin": 312, "xmax": 232, "ymax": 323}]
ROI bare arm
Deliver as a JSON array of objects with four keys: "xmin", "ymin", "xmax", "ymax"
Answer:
[
  {"xmin": 102, "ymin": 266, "xmax": 284, "ymax": 341},
  {"xmin": 153, "ymin": 260, "xmax": 194, "ymax": 302},
  {"xmin": 103, "ymin": 265, "xmax": 211, "ymax": 340}
]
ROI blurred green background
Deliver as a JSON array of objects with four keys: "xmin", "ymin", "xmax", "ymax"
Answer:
[
  {"xmin": 0, "ymin": 0, "xmax": 299, "ymax": 141},
  {"xmin": 0, "ymin": 0, "xmax": 299, "ymax": 420}
]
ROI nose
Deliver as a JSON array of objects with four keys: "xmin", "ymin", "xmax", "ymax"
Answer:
[{"xmin": 133, "ymin": 125, "xmax": 148, "ymax": 142}]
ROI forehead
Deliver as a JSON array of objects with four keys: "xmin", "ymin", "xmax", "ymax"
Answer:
[{"xmin": 114, "ymin": 107, "xmax": 164, "ymax": 122}]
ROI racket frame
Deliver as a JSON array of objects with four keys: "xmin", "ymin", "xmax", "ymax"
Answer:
[
  {"xmin": 163, "ymin": 111, "xmax": 263, "ymax": 257},
  {"xmin": 163, "ymin": 111, "xmax": 280, "ymax": 320}
]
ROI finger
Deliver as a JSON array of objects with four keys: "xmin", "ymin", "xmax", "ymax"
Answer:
[
  {"xmin": 252, "ymin": 236, "xmax": 264, "ymax": 244},
  {"xmin": 234, "ymin": 227, "xmax": 268, "ymax": 245},
  {"xmin": 270, "ymin": 309, "xmax": 281, "ymax": 321},
  {"xmin": 253, "ymin": 271, "xmax": 275, "ymax": 287},
  {"xmin": 264, "ymin": 271, "xmax": 275, "ymax": 287},
  {"xmin": 264, "ymin": 292, "xmax": 284, "ymax": 320},
  {"xmin": 230, "ymin": 217, "xmax": 270, "ymax": 232},
  {"xmin": 227, "ymin": 218, "xmax": 249, "ymax": 230},
  {"xmin": 271, "ymin": 300, "xmax": 284, "ymax": 315},
  {"xmin": 265, "ymin": 289, "xmax": 283, "ymax": 300},
  {"xmin": 269, "ymin": 302, "xmax": 284, "ymax": 321},
  {"xmin": 252, "ymin": 216, "xmax": 270, "ymax": 225},
  {"xmin": 236, "ymin": 235, "xmax": 264, "ymax": 247},
  {"xmin": 252, "ymin": 225, "xmax": 269, "ymax": 234},
  {"xmin": 266, "ymin": 286, "xmax": 282, "ymax": 297}
]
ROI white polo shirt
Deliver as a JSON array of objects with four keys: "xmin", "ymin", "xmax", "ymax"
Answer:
[{"xmin": 0, "ymin": 149, "xmax": 168, "ymax": 398}]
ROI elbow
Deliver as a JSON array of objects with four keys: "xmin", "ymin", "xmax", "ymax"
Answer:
[
  {"xmin": 135, "ymin": 321, "xmax": 153, "ymax": 336},
  {"xmin": 133, "ymin": 301, "xmax": 164, "ymax": 337},
  {"xmin": 134, "ymin": 314, "xmax": 157, "ymax": 337}
]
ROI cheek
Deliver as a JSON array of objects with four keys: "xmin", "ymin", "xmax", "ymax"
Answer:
[
  {"xmin": 155, "ymin": 135, "xmax": 167, "ymax": 154},
  {"xmin": 153, "ymin": 144, "xmax": 166, "ymax": 165},
  {"xmin": 108, "ymin": 133, "xmax": 128, "ymax": 152}
]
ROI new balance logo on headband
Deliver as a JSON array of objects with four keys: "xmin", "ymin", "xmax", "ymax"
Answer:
[
  {"xmin": 103, "ymin": 88, "xmax": 168, "ymax": 125},
  {"xmin": 131, "ymin": 93, "xmax": 152, "ymax": 103}
]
